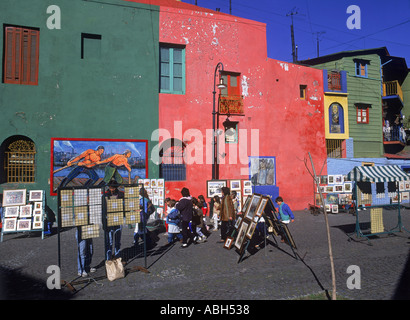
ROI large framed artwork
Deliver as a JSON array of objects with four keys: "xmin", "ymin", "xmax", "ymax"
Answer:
[
  {"xmin": 2, "ymin": 189, "xmax": 26, "ymax": 207},
  {"xmin": 206, "ymin": 180, "xmax": 227, "ymax": 198},
  {"xmin": 50, "ymin": 138, "xmax": 148, "ymax": 196},
  {"xmin": 249, "ymin": 156, "xmax": 276, "ymax": 186}
]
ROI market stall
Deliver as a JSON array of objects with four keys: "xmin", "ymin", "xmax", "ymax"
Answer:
[{"xmin": 346, "ymin": 165, "xmax": 410, "ymax": 239}]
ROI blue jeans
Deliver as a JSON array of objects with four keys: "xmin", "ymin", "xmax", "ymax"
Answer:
[
  {"xmin": 105, "ymin": 226, "xmax": 122, "ymax": 260},
  {"xmin": 168, "ymin": 232, "xmax": 182, "ymax": 243},
  {"xmin": 76, "ymin": 228, "xmax": 93, "ymax": 274}
]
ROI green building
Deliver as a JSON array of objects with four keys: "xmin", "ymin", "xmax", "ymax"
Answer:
[
  {"xmin": 0, "ymin": 0, "xmax": 160, "ymax": 214},
  {"xmin": 300, "ymin": 47, "xmax": 409, "ymax": 159}
]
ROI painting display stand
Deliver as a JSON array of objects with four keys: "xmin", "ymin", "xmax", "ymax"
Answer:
[
  {"xmin": 57, "ymin": 183, "xmax": 149, "ymax": 289},
  {"xmin": 224, "ymin": 193, "xmax": 297, "ymax": 263},
  {"xmin": 1, "ymin": 189, "xmax": 46, "ymax": 242}
]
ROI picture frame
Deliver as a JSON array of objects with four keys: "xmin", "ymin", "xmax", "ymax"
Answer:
[
  {"xmin": 29, "ymin": 190, "xmax": 43, "ymax": 202},
  {"xmin": 255, "ymin": 197, "xmax": 268, "ymax": 217},
  {"xmin": 245, "ymin": 194, "xmax": 261, "ymax": 221},
  {"xmin": 246, "ymin": 221, "xmax": 258, "ymax": 238},
  {"xmin": 17, "ymin": 219, "xmax": 31, "ymax": 231},
  {"xmin": 334, "ymin": 185, "xmax": 344, "ymax": 193},
  {"xmin": 223, "ymin": 236, "xmax": 234, "ymax": 250},
  {"xmin": 2, "ymin": 189, "xmax": 26, "ymax": 207},
  {"xmin": 234, "ymin": 220, "xmax": 250, "ymax": 251},
  {"xmin": 242, "ymin": 180, "xmax": 252, "ymax": 188},
  {"xmin": 234, "ymin": 216, "xmax": 243, "ymax": 229},
  {"xmin": 19, "ymin": 205, "xmax": 33, "ymax": 218},
  {"xmin": 332, "ymin": 204, "xmax": 339, "ymax": 214},
  {"xmin": 32, "ymin": 214, "xmax": 43, "ymax": 230},
  {"xmin": 3, "ymin": 218, "xmax": 17, "ymax": 232},
  {"xmin": 243, "ymin": 187, "xmax": 252, "ymax": 196},
  {"xmin": 344, "ymin": 182, "xmax": 352, "ymax": 192},
  {"xmin": 34, "ymin": 202, "xmax": 43, "ymax": 211},
  {"xmin": 4, "ymin": 206, "xmax": 20, "ymax": 218},
  {"xmin": 230, "ymin": 180, "xmax": 241, "ymax": 191},
  {"xmin": 206, "ymin": 180, "xmax": 227, "ymax": 198}
]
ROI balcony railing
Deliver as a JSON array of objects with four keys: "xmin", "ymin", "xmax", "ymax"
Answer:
[
  {"xmin": 328, "ymin": 72, "xmax": 341, "ymax": 91},
  {"xmin": 383, "ymin": 80, "xmax": 403, "ymax": 102}
]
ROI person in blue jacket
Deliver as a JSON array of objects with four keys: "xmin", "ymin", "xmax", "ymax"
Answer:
[{"xmin": 275, "ymin": 196, "xmax": 294, "ymax": 224}]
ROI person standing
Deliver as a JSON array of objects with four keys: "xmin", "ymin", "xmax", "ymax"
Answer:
[
  {"xmin": 212, "ymin": 195, "xmax": 221, "ymax": 232},
  {"xmin": 104, "ymin": 181, "xmax": 123, "ymax": 260},
  {"xmin": 218, "ymin": 187, "xmax": 235, "ymax": 243},
  {"xmin": 275, "ymin": 196, "xmax": 295, "ymax": 224},
  {"xmin": 175, "ymin": 187, "xmax": 195, "ymax": 248}
]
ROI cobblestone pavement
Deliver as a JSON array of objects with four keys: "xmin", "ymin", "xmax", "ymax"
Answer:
[{"xmin": 1, "ymin": 208, "xmax": 410, "ymax": 300}]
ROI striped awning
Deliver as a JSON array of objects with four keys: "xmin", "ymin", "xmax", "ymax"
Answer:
[{"xmin": 347, "ymin": 165, "xmax": 410, "ymax": 182}]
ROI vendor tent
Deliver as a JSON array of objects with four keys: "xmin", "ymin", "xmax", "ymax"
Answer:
[{"xmin": 347, "ymin": 165, "xmax": 410, "ymax": 183}]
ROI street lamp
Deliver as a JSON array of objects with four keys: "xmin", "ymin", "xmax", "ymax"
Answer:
[{"xmin": 212, "ymin": 62, "xmax": 227, "ymax": 180}]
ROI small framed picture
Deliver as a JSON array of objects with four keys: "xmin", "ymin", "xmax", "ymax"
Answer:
[
  {"xmin": 223, "ymin": 236, "xmax": 234, "ymax": 250},
  {"xmin": 34, "ymin": 202, "xmax": 43, "ymax": 211},
  {"xmin": 331, "ymin": 204, "xmax": 338, "ymax": 214},
  {"xmin": 3, "ymin": 218, "xmax": 17, "ymax": 232},
  {"xmin": 32, "ymin": 214, "xmax": 43, "ymax": 229},
  {"xmin": 19, "ymin": 205, "xmax": 33, "ymax": 218},
  {"xmin": 344, "ymin": 183, "xmax": 352, "ymax": 192},
  {"xmin": 243, "ymin": 187, "xmax": 252, "ymax": 196},
  {"xmin": 246, "ymin": 221, "xmax": 257, "ymax": 238},
  {"xmin": 17, "ymin": 219, "xmax": 31, "ymax": 231},
  {"xmin": 4, "ymin": 206, "xmax": 20, "ymax": 218},
  {"xmin": 2, "ymin": 189, "xmax": 26, "ymax": 207},
  {"xmin": 230, "ymin": 180, "xmax": 241, "ymax": 191},
  {"xmin": 234, "ymin": 216, "xmax": 243, "ymax": 229},
  {"xmin": 242, "ymin": 180, "xmax": 252, "ymax": 188},
  {"xmin": 29, "ymin": 190, "xmax": 43, "ymax": 202},
  {"xmin": 157, "ymin": 179, "xmax": 164, "ymax": 188}
]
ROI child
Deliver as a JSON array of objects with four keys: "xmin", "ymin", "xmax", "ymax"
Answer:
[
  {"xmin": 212, "ymin": 195, "xmax": 221, "ymax": 231},
  {"xmin": 192, "ymin": 197, "xmax": 207, "ymax": 242},
  {"xmin": 275, "ymin": 196, "xmax": 295, "ymax": 224},
  {"xmin": 198, "ymin": 195, "xmax": 209, "ymax": 230},
  {"xmin": 165, "ymin": 199, "xmax": 182, "ymax": 244}
]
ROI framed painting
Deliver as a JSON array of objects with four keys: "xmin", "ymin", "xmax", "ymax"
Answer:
[
  {"xmin": 249, "ymin": 156, "xmax": 276, "ymax": 186},
  {"xmin": 230, "ymin": 180, "xmax": 241, "ymax": 191},
  {"xmin": 234, "ymin": 219, "xmax": 250, "ymax": 251},
  {"xmin": 255, "ymin": 196, "xmax": 268, "ymax": 218},
  {"xmin": 2, "ymin": 189, "xmax": 26, "ymax": 207},
  {"xmin": 51, "ymin": 138, "xmax": 148, "ymax": 196},
  {"xmin": 244, "ymin": 194, "xmax": 261, "ymax": 221},
  {"xmin": 17, "ymin": 219, "xmax": 31, "ymax": 231},
  {"xmin": 223, "ymin": 236, "xmax": 234, "ymax": 250},
  {"xmin": 19, "ymin": 205, "xmax": 33, "ymax": 218},
  {"xmin": 3, "ymin": 218, "xmax": 17, "ymax": 232},
  {"xmin": 207, "ymin": 180, "xmax": 227, "ymax": 198},
  {"xmin": 246, "ymin": 221, "xmax": 258, "ymax": 238},
  {"xmin": 4, "ymin": 206, "xmax": 20, "ymax": 218},
  {"xmin": 29, "ymin": 190, "xmax": 43, "ymax": 202}
]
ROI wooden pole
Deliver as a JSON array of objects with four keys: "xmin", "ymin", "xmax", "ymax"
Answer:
[{"xmin": 308, "ymin": 152, "xmax": 337, "ymax": 300}]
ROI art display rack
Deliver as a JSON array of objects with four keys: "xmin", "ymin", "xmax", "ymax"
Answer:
[
  {"xmin": 56, "ymin": 183, "xmax": 151, "ymax": 287},
  {"xmin": 1, "ymin": 189, "xmax": 46, "ymax": 242},
  {"xmin": 224, "ymin": 193, "xmax": 297, "ymax": 263}
]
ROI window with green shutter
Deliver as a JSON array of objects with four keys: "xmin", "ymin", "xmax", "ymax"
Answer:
[{"xmin": 160, "ymin": 45, "xmax": 185, "ymax": 94}]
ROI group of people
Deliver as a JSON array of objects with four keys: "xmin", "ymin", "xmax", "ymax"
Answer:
[
  {"xmin": 164, "ymin": 186, "xmax": 295, "ymax": 249},
  {"xmin": 76, "ymin": 181, "xmax": 295, "ymax": 277}
]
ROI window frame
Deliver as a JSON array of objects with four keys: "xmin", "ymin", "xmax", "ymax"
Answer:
[
  {"xmin": 354, "ymin": 60, "xmax": 369, "ymax": 78},
  {"xmin": 159, "ymin": 44, "xmax": 185, "ymax": 95},
  {"xmin": 3, "ymin": 25, "xmax": 40, "ymax": 85},
  {"xmin": 356, "ymin": 106, "xmax": 369, "ymax": 124},
  {"xmin": 299, "ymin": 84, "xmax": 307, "ymax": 100}
]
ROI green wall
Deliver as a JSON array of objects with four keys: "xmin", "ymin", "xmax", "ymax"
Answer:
[{"xmin": 0, "ymin": 0, "xmax": 160, "ymax": 213}]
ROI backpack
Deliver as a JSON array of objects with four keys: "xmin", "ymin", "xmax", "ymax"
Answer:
[{"xmin": 167, "ymin": 208, "xmax": 180, "ymax": 224}]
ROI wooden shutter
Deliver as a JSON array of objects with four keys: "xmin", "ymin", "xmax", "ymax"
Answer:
[{"xmin": 4, "ymin": 26, "xmax": 39, "ymax": 85}]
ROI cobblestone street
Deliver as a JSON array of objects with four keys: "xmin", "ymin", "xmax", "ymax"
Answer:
[{"xmin": 1, "ymin": 208, "xmax": 410, "ymax": 300}]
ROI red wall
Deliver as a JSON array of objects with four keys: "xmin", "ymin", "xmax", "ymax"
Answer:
[{"xmin": 130, "ymin": 1, "xmax": 327, "ymax": 210}]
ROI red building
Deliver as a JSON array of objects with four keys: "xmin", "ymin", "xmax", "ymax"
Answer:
[{"xmin": 126, "ymin": 0, "xmax": 326, "ymax": 210}]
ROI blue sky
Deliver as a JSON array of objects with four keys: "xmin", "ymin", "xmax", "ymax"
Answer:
[{"xmin": 182, "ymin": 0, "xmax": 410, "ymax": 64}]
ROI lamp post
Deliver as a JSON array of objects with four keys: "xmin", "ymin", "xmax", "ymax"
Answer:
[{"xmin": 212, "ymin": 62, "xmax": 227, "ymax": 180}]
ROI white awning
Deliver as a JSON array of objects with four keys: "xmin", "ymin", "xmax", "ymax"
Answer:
[{"xmin": 347, "ymin": 165, "xmax": 410, "ymax": 183}]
